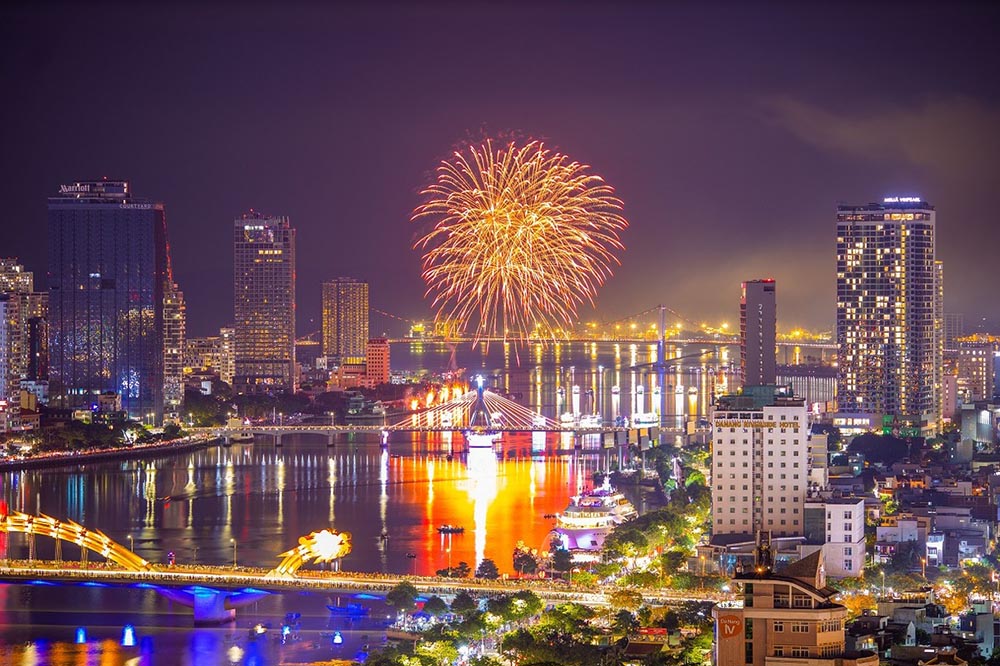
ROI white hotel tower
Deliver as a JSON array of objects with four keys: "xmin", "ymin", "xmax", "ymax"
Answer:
[{"xmin": 712, "ymin": 387, "xmax": 809, "ymax": 539}]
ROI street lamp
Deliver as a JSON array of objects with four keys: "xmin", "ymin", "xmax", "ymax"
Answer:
[
  {"xmin": 127, "ymin": 535, "xmax": 134, "ymax": 552},
  {"xmin": 881, "ymin": 570, "xmax": 886, "ymax": 598},
  {"xmin": 231, "ymin": 538, "xmax": 237, "ymax": 568}
]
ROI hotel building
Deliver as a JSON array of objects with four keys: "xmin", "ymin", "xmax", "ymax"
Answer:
[
  {"xmin": 712, "ymin": 387, "xmax": 810, "ymax": 539},
  {"xmin": 712, "ymin": 542, "xmax": 876, "ymax": 666},
  {"xmin": 836, "ymin": 198, "xmax": 942, "ymax": 432},
  {"xmin": 233, "ymin": 212, "xmax": 296, "ymax": 394},
  {"xmin": 47, "ymin": 181, "xmax": 173, "ymax": 421}
]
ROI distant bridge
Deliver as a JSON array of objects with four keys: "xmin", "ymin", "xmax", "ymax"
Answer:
[
  {"xmin": 387, "ymin": 335, "xmax": 835, "ymax": 350},
  {"xmin": 187, "ymin": 423, "xmax": 698, "ymax": 447},
  {"xmin": 191, "ymin": 389, "xmax": 704, "ymax": 446}
]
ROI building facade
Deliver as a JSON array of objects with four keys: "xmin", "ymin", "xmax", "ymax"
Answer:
[
  {"xmin": 162, "ymin": 281, "xmax": 185, "ymax": 420},
  {"xmin": 836, "ymin": 198, "xmax": 942, "ymax": 432},
  {"xmin": 322, "ymin": 278, "xmax": 368, "ymax": 364},
  {"xmin": 365, "ymin": 338, "xmax": 390, "ymax": 387},
  {"xmin": 712, "ymin": 545, "xmax": 876, "ymax": 666},
  {"xmin": 741, "ymin": 279, "xmax": 777, "ymax": 387},
  {"xmin": 48, "ymin": 181, "xmax": 172, "ymax": 421},
  {"xmin": 233, "ymin": 213, "xmax": 296, "ymax": 394},
  {"xmin": 712, "ymin": 388, "xmax": 809, "ymax": 539},
  {"xmin": 943, "ymin": 313, "xmax": 964, "ymax": 349},
  {"xmin": 0, "ymin": 296, "xmax": 18, "ymax": 431},
  {"xmin": 802, "ymin": 497, "xmax": 866, "ymax": 577}
]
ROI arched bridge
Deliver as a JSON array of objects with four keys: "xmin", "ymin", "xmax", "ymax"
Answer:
[{"xmin": 0, "ymin": 510, "xmax": 352, "ymax": 624}]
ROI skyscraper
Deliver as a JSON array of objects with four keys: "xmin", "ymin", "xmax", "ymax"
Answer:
[
  {"xmin": 233, "ymin": 212, "xmax": 296, "ymax": 394},
  {"xmin": 836, "ymin": 197, "xmax": 942, "ymax": 431},
  {"xmin": 0, "ymin": 295, "xmax": 18, "ymax": 431},
  {"xmin": 162, "ymin": 281, "xmax": 186, "ymax": 420},
  {"xmin": 322, "ymin": 278, "xmax": 369, "ymax": 363},
  {"xmin": 740, "ymin": 279, "xmax": 776, "ymax": 387},
  {"xmin": 48, "ymin": 181, "xmax": 172, "ymax": 420}
]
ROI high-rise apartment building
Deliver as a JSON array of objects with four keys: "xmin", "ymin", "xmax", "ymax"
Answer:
[
  {"xmin": 185, "ymin": 327, "xmax": 236, "ymax": 386},
  {"xmin": 365, "ymin": 338, "xmax": 390, "ymax": 387},
  {"xmin": 0, "ymin": 259, "xmax": 33, "ymax": 294},
  {"xmin": 233, "ymin": 213, "xmax": 295, "ymax": 394},
  {"xmin": 0, "ymin": 260, "xmax": 48, "ymax": 385},
  {"xmin": 944, "ymin": 313, "xmax": 964, "ymax": 349},
  {"xmin": 0, "ymin": 295, "xmax": 18, "ymax": 431},
  {"xmin": 163, "ymin": 281, "xmax": 186, "ymax": 420},
  {"xmin": 322, "ymin": 278, "xmax": 368, "ymax": 363},
  {"xmin": 741, "ymin": 279, "xmax": 776, "ymax": 387},
  {"xmin": 836, "ymin": 198, "xmax": 942, "ymax": 431},
  {"xmin": 219, "ymin": 327, "xmax": 235, "ymax": 386},
  {"xmin": 48, "ymin": 181, "xmax": 173, "ymax": 420}
]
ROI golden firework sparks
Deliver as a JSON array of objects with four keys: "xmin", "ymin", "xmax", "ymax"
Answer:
[{"xmin": 413, "ymin": 139, "xmax": 627, "ymax": 342}]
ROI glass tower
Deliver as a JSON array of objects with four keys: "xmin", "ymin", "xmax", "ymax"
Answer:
[
  {"xmin": 48, "ymin": 180, "xmax": 170, "ymax": 420},
  {"xmin": 836, "ymin": 198, "xmax": 942, "ymax": 430},
  {"xmin": 233, "ymin": 212, "xmax": 296, "ymax": 394}
]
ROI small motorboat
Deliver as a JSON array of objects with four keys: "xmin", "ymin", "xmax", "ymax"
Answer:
[
  {"xmin": 327, "ymin": 603, "xmax": 370, "ymax": 616},
  {"xmin": 437, "ymin": 524, "xmax": 465, "ymax": 534}
]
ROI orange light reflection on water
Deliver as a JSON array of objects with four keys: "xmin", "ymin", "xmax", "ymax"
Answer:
[{"xmin": 403, "ymin": 434, "xmax": 605, "ymax": 576}]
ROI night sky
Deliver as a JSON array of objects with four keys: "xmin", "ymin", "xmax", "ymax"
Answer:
[{"xmin": 2, "ymin": 2, "xmax": 998, "ymax": 338}]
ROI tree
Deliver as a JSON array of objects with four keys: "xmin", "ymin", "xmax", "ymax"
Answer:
[
  {"xmin": 450, "ymin": 591, "xmax": 477, "ymax": 616},
  {"xmin": 423, "ymin": 595, "xmax": 448, "ymax": 617},
  {"xmin": 510, "ymin": 590, "xmax": 543, "ymax": 619},
  {"xmin": 609, "ymin": 588, "xmax": 644, "ymax": 614},
  {"xmin": 385, "ymin": 581, "xmax": 418, "ymax": 610},
  {"xmin": 415, "ymin": 640, "xmax": 459, "ymax": 666},
  {"xmin": 437, "ymin": 560, "xmax": 471, "ymax": 578},
  {"xmin": 613, "ymin": 609, "xmax": 639, "ymax": 634},
  {"xmin": 475, "ymin": 558, "xmax": 500, "ymax": 579},
  {"xmin": 513, "ymin": 543, "xmax": 539, "ymax": 576},
  {"xmin": 551, "ymin": 548, "xmax": 573, "ymax": 576},
  {"xmin": 468, "ymin": 656, "xmax": 505, "ymax": 666}
]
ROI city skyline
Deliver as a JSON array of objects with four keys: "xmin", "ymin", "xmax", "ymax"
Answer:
[{"xmin": 1, "ymin": 3, "xmax": 998, "ymax": 337}]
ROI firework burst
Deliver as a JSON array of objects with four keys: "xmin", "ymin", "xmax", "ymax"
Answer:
[{"xmin": 413, "ymin": 139, "xmax": 627, "ymax": 341}]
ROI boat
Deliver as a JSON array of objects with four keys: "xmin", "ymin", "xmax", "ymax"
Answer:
[
  {"xmin": 553, "ymin": 479, "xmax": 638, "ymax": 556},
  {"xmin": 578, "ymin": 414, "xmax": 603, "ymax": 428},
  {"xmin": 631, "ymin": 412, "xmax": 659, "ymax": 427},
  {"xmin": 226, "ymin": 418, "xmax": 254, "ymax": 443},
  {"xmin": 532, "ymin": 415, "xmax": 548, "ymax": 428},
  {"xmin": 559, "ymin": 412, "xmax": 577, "ymax": 426},
  {"xmin": 437, "ymin": 524, "xmax": 465, "ymax": 534},
  {"xmin": 327, "ymin": 603, "xmax": 370, "ymax": 616}
]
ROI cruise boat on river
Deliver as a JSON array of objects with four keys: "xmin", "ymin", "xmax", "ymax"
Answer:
[{"xmin": 553, "ymin": 480, "xmax": 638, "ymax": 558}]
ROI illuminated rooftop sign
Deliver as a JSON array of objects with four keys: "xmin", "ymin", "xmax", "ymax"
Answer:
[{"xmin": 883, "ymin": 196, "xmax": 922, "ymax": 204}]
